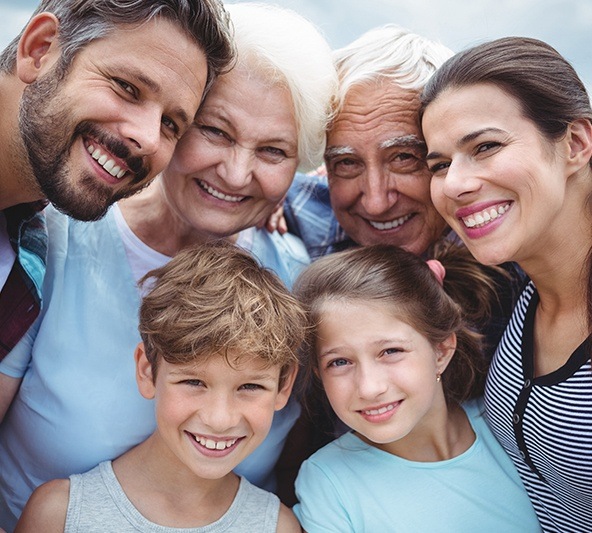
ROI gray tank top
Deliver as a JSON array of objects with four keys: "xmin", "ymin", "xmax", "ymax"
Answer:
[{"xmin": 65, "ymin": 461, "xmax": 280, "ymax": 532}]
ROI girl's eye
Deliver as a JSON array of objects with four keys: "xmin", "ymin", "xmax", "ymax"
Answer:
[
  {"xmin": 383, "ymin": 347, "xmax": 402, "ymax": 356},
  {"xmin": 327, "ymin": 358, "xmax": 349, "ymax": 369}
]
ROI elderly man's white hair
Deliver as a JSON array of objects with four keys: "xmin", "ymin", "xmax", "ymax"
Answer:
[
  {"xmin": 333, "ymin": 24, "xmax": 453, "ymax": 115},
  {"xmin": 226, "ymin": 2, "xmax": 337, "ymax": 171}
]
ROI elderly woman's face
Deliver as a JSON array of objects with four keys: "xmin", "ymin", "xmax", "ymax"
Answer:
[{"xmin": 160, "ymin": 65, "xmax": 299, "ymax": 240}]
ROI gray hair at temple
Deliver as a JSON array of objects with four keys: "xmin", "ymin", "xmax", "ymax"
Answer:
[
  {"xmin": 226, "ymin": 2, "xmax": 338, "ymax": 171},
  {"xmin": 333, "ymin": 24, "xmax": 453, "ymax": 116},
  {"xmin": 0, "ymin": 0, "xmax": 235, "ymax": 92}
]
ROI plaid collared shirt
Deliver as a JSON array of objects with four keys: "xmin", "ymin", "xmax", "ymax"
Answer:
[
  {"xmin": 0, "ymin": 202, "xmax": 47, "ymax": 360},
  {"xmin": 284, "ymin": 171, "xmax": 355, "ymax": 260}
]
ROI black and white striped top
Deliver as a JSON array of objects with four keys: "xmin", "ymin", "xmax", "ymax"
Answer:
[{"xmin": 485, "ymin": 282, "xmax": 592, "ymax": 532}]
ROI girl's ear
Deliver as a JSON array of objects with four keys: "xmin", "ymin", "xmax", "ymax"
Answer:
[
  {"xmin": 274, "ymin": 364, "xmax": 299, "ymax": 411},
  {"xmin": 135, "ymin": 343, "xmax": 156, "ymax": 400},
  {"xmin": 16, "ymin": 13, "xmax": 61, "ymax": 84},
  {"xmin": 435, "ymin": 332, "xmax": 457, "ymax": 376}
]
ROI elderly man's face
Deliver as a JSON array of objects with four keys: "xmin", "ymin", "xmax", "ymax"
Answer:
[{"xmin": 325, "ymin": 81, "xmax": 447, "ymax": 256}]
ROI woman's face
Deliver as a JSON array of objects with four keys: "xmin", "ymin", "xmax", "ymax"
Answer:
[
  {"xmin": 422, "ymin": 82, "xmax": 572, "ymax": 267},
  {"xmin": 160, "ymin": 65, "xmax": 299, "ymax": 241}
]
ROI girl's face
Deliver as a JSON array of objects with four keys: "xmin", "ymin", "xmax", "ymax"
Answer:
[
  {"xmin": 422, "ymin": 82, "xmax": 574, "ymax": 267},
  {"xmin": 316, "ymin": 299, "xmax": 454, "ymax": 455}
]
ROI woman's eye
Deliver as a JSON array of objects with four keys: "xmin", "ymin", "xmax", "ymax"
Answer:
[
  {"xmin": 428, "ymin": 161, "xmax": 450, "ymax": 174},
  {"xmin": 476, "ymin": 141, "xmax": 501, "ymax": 154}
]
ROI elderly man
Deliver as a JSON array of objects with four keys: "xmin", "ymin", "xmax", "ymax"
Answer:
[
  {"xmin": 0, "ymin": 0, "xmax": 233, "ymax": 365},
  {"xmin": 284, "ymin": 24, "xmax": 453, "ymax": 259}
]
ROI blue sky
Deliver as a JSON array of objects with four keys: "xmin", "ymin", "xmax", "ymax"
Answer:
[{"xmin": 1, "ymin": 0, "xmax": 590, "ymax": 89}]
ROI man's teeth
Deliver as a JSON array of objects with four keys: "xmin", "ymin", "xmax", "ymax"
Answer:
[
  {"xmin": 194, "ymin": 435, "xmax": 238, "ymax": 450},
  {"xmin": 369, "ymin": 213, "xmax": 412, "ymax": 231},
  {"xmin": 462, "ymin": 204, "xmax": 510, "ymax": 228},
  {"xmin": 363, "ymin": 403, "xmax": 396, "ymax": 416},
  {"xmin": 198, "ymin": 180, "xmax": 244, "ymax": 203},
  {"xmin": 86, "ymin": 144, "xmax": 126, "ymax": 179}
]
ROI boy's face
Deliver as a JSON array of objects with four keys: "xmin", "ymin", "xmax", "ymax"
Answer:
[{"xmin": 135, "ymin": 344, "xmax": 296, "ymax": 480}]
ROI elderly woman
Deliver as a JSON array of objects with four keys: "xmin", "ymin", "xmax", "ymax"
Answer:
[
  {"xmin": 0, "ymin": 4, "xmax": 337, "ymax": 530},
  {"xmin": 421, "ymin": 37, "xmax": 592, "ymax": 531}
]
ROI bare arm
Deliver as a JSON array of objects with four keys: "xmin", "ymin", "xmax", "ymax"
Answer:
[
  {"xmin": 276, "ymin": 503, "xmax": 303, "ymax": 533},
  {"xmin": 0, "ymin": 373, "xmax": 21, "ymax": 423},
  {"xmin": 14, "ymin": 479, "xmax": 69, "ymax": 533}
]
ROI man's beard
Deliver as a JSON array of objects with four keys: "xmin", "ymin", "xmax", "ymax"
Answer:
[{"xmin": 18, "ymin": 68, "xmax": 150, "ymax": 221}]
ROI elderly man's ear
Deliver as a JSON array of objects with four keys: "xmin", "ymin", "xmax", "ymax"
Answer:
[{"xmin": 17, "ymin": 13, "xmax": 61, "ymax": 84}]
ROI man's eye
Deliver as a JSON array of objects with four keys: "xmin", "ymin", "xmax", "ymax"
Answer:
[
  {"xmin": 115, "ymin": 78, "xmax": 136, "ymax": 97},
  {"xmin": 162, "ymin": 116, "xmax": 179, "ymax": 135}
]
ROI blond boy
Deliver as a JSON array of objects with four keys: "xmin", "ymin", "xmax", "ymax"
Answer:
[{"xmin": 16, "ymin": 241, "xmax": 304, "ymax": 532}]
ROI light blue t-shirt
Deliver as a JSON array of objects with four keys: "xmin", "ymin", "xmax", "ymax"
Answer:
[
  {"xmin": 0, "ymin": 205, "xmax": 309, "ymax": 532},
  {"xmin": 293, "ymin": 399, "xmax": 541, "ymax": 533}
]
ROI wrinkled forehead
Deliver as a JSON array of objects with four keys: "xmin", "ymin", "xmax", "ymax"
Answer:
[{"xmin": 327, "ymin": 80, "xmax": 423, "ymax": 147}]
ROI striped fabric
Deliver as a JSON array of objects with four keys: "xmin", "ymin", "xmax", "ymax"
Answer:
[{"xmin": 485, "ymin": 282, "xmax": 592, "ymax": 532}]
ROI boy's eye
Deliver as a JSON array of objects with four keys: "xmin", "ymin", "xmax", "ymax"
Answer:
[
  {"xmin": 327, "ymin": 357, "xmax": 349, "ymax": 368},
  {"xmin": 240, "ymin": 383, "xmax": 264, "ymax": 391},
  {"xmin": 182, "ymin": 379, "xmax": 204, "ymax": 387}
]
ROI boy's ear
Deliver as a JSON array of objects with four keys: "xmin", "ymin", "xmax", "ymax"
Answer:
[
  {"xmin": 17, "ymin": 13, "xmax": 61, "ymax": 84},
  {"xmin": 435, "ymin": 332, "xmax": 457, "ymax": 376},
  {"xmin": 135, "ymin": 343, "xmax": 156, "ymax": 400},
  {"xmin": 274, "ymin": 364, "xmax": 298, "ymax": 411}
]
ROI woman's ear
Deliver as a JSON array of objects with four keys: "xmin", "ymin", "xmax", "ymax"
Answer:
[
  {"xmin": 135, "ymin": 343, "xmax": 156, "ymax": 400},
  {"xmin": 435, "ymin": 332, "xmax": 457, "ymax": 376},
  {"xmin": 16, "ymin": 13, "xmax": 61, "ymax": 84},
  {"xmin": 274, "ymin": 364, "xmax": 299, "ymax": 411},
  {"xmin": 565, "ymin": 118, "xmax": 592, "ymax": 173}
]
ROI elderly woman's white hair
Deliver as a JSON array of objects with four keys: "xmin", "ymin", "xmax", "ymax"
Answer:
[
  {"xmin": 225, "ymin": 2, "xmax": 337, "ymax": 171},
  {"xmin": 333, "ymin": 24, "xmax": 453, "ymax": 116}
]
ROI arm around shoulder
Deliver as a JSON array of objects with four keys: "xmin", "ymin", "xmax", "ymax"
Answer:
[{"xmin": 15, "ymin": 479, "xmax": 69, "ymax": 533}]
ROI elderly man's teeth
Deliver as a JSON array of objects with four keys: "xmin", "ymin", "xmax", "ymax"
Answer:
[
  {"xmin": 463, "ymin": 204, "xmax": 509, "ymax": 228},
  {"xmin": 369, "ymin": 213, "xmax": 412, "ymax": 231},
  {"xmin": 198, "ymin": 180, "xmax": 244, "ymax": 203},
  {"xmin": 87, "ymin": 144, "xmax": 127, "ymax": 179},
  {"xmin": 194, "ymin": 435, "xmax": 238, "ymax": 450}
]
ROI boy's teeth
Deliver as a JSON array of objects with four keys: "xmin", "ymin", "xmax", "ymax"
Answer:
[
  {"xmin": 86, "ymin": 143, "xmax": 127, "ymax": 179},
  {"xmin": 463, "ymin": 204, "xmax": 509, "ymax": 228},
  {"xmin": 194, "ymin": 435, "xmax": 238, "ymax": 450}
]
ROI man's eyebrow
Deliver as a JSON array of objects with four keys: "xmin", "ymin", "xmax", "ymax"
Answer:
[
  {"xmin": 426, "ymin": 127, "xmax": 505, "ymax": 161},
  {"xmin": 380, "ymin": 134, "xmax": 426, "ymax": 151},
  {"xmin": 324, "ymin": 145, "xmax": 356, "ymax": 160},
  {"xmin": 128, "ymin": 68, "xmax": 191, "ymax": 127}
]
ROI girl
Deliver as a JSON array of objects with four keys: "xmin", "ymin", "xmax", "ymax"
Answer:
[
  {"xmin": 292, "ymin": 244, "xmax": 540, "ymax": 532},
  {"xmin": 420, "ymin": 37, "xmax": 592, "ymax": 531}
]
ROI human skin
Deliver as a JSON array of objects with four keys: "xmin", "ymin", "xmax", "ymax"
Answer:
[
  {"xmin": 325, "ymin": 80, "xmax": 447, "ymax": 256},
  {"xmin": 9, "ymin": 14, "xmax": 207, "ymax": 219}
]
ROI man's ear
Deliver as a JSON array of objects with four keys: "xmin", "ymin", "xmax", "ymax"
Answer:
[
  {"xmin": 435, "ymin": 332, "xmax": 457, "ymax": 376},
  {"xmin": 17, "ymin": 13, "xmax": 61, "ymax": 84},
  {"xmin": 135, "ymin": 343, "xmax": 156, "ymax": 400},
  {"xmin": 274, "ymin": 364, "xmax": 298, "ymax": 411}
]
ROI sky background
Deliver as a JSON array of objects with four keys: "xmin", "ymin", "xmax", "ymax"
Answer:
[{"xmin": 0, "ymin": 0, "xmax": 590, "ymax": 90}]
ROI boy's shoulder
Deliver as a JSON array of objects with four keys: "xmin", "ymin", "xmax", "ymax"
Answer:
[{"xmin": 15, "ymin": 478, "xmax": 70, "ymax": 532}]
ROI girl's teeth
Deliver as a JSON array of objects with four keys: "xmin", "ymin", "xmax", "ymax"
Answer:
[{"xmin": 194, "ymin": 435, "xmax": 238, "ymax": 450}]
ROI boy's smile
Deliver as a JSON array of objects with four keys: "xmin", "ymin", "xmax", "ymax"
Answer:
[{"xmin": 135, "ymin": 345, "xmax": 295, "ymax": 481}]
